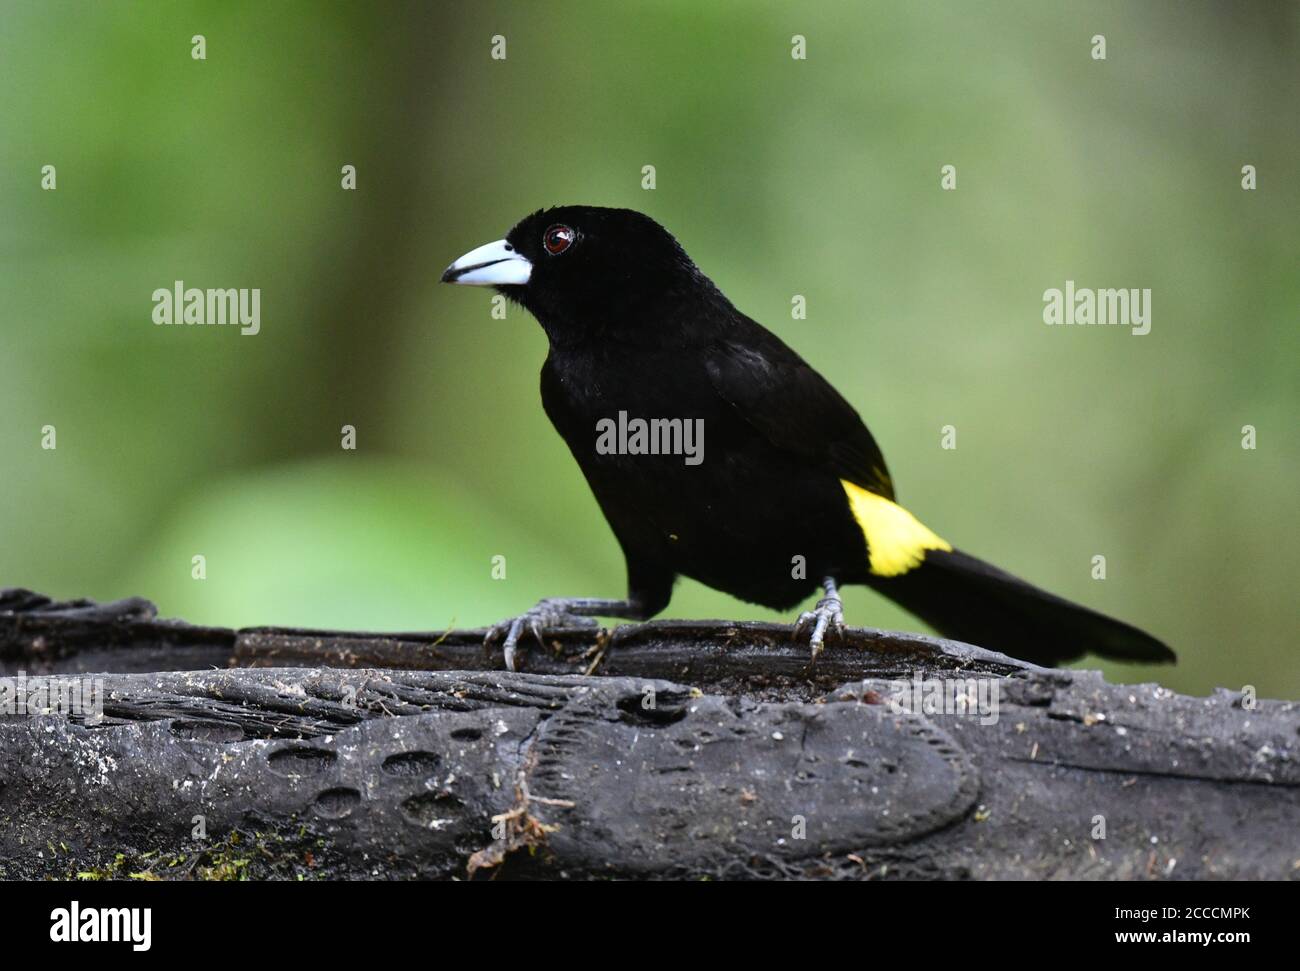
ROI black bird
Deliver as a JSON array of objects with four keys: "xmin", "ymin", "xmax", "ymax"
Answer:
[{"xmin": 442, "ymin": 206, "xmax": 1174, "ymax": 671}]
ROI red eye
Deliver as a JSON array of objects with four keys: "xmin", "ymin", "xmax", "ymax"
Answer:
[{"xmin": 544, "ymin": 224, "xmax": 575, "ymax": 255}]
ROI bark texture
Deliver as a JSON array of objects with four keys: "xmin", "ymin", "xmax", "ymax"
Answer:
[{"xmin": 1, "ymin": 589, "xmax": 1295, "ymax": 880}]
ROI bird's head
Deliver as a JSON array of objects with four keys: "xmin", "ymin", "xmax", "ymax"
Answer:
[{"xmin": 441, "ymin": 205, "xmax": 728, "ymax": 344}]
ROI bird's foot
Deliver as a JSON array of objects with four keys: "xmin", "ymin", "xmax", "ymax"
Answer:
[
  {"xmin": 486, "ymin": 598, "xmax": 600, "ymax": 672},
  {"xmin": 793, "ymin": 588, "xmax": 845, "ymax": 661}
]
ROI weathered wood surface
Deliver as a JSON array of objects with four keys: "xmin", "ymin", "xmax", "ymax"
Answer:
[{"xmin": 1, "ymin": 589, "xmax": 1296, "ymax": 880}]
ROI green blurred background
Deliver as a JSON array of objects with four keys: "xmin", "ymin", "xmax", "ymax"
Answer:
[{"xmin": 2, "ymin": 1, "xmax": 1296, "ymax": 696}]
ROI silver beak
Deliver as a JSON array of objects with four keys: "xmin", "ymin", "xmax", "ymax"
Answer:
[{"xmin": 441, "ymin": 238, "xmax": 532, "ymax": 286}]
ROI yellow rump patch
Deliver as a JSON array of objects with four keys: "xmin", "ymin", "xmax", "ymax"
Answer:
[{"xmin": 840, "ymin": 480, "xmax": 952, "ymax": 577}]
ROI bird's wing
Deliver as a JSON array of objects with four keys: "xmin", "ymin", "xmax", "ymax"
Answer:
[{"xmin": 703, "ymin": 323, "xmax": 895, "ymax": 500}]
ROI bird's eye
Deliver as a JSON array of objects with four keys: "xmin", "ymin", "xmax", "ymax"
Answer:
[{"xmin": 543, "ymin": 224, "xmax": 575, "ymax": 256}]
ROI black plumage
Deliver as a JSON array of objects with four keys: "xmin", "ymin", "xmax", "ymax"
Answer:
[{"xmin": 442, "ymin": 205, "xmax": 1173, "ymax": 670}]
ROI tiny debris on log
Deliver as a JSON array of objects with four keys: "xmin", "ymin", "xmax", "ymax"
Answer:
[{"xmin": 0, "ymin": 588, "xmax": 1296, "ymax": 880}]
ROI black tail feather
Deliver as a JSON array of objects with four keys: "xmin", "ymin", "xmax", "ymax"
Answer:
[{"xmin": 870, "ymin": 548, "xmax": 1175, "ymax": 667}]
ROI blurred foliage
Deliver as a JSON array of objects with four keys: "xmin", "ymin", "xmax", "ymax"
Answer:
[{"xmin": 1, "ymin": 1, "xmax": 1296, "ymax": 696}]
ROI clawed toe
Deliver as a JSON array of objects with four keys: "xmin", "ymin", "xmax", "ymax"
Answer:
[
  {"xmin": 486, "ymin": 602, "xmax": 600, "ymax": 671},
  {"xmin": 792, "ymin": 580, "xmax": 846, "ymax": 661}
]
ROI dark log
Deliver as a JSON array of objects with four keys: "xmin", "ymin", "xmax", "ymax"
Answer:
[{"xmin": 0, "ymin": 588, "xmax": 1296, "ymax": 880}]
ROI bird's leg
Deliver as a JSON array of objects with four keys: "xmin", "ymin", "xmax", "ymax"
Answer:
[
  {"xmin": 793, "ymin": 577, "xmax": 846, "ymax": 660},
  {"xmin": 487, "ymin": 597, "xmax": 646, "ymax": 672}
]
